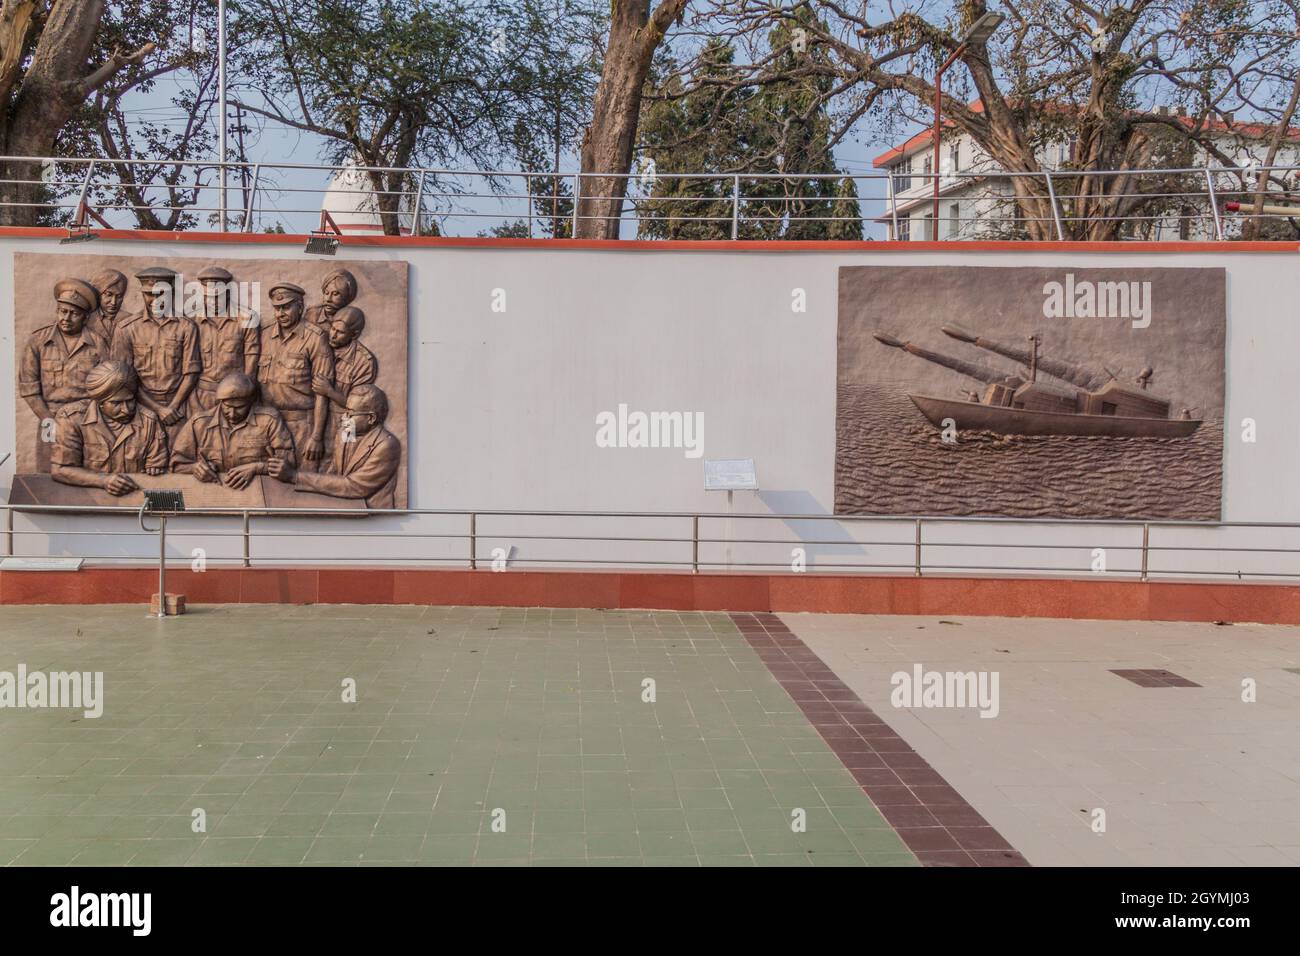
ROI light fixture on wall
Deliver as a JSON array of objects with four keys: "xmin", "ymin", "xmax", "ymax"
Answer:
[
  {"xmin": 305, "ymin": 209, "xmax": 343, "ymax": 256},
  {"xmin": 59, "ymin": 226, "xmax": 97, "ymax": 245},
  {"xmin": 60, "ymin": 198, "xmax": 98, "ymax": 244}
]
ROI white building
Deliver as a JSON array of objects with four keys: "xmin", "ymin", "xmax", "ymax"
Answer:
[{"xmin": 873, "ymin": 101, "xmax": 1300, "ymax": 240}]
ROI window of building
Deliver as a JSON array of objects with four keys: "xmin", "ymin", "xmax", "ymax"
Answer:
[
  {"xmin": 897, "ymin": 217, "xmax": 911, "ymax": 241},
  {"xmin": 893, "ymin": 160, "xmax": 911, "ymax": 192},
  {"xmin": 948, "ymin": 202, "xmax": 960, "ymax": 239},
  {"xmin": 948, "ymin": 141, "xmax": 961, "ymax": 174}
]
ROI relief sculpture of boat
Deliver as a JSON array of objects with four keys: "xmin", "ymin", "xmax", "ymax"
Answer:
[{"xmin": 873, "ymin": 325, "xmax": 1202, "ymax": 439}]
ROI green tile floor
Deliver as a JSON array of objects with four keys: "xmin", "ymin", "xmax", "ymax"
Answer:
[{"xmin": 0, "ymin": 604, "xmax": 916, "ymax": 866}]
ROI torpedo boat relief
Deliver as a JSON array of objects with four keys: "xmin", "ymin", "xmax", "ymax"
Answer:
[
  {"xmin": 873, "ymin": 324, "xmax": 1202, "ymax": 439},
  {"xmin": 835, "ymin": 265, "xmax": 1225, "ymax": 520}
]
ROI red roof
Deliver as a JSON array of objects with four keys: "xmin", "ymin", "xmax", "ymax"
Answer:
[
  {"xmin": 872, "ymin": 101, "xmax": 985, "ymax": 168},
  {"xmin": 871, "ymin": 100, "xmax": 1300, "ymax": 168}
]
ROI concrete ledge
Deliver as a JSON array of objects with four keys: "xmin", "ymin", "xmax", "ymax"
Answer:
[{"xmin": 1, "ymin": 566, "xmax": 1298, "ymax": 624}]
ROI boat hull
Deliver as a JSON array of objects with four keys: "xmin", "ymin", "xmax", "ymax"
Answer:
[{"xmin": 909, "ymin": 394, "xmax": 1202, "ymax": 438}]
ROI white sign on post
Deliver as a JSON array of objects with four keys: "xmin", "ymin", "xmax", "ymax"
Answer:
[{"xmin": 704, "ymin": 459, "xmax": 758, "ymax": 492}]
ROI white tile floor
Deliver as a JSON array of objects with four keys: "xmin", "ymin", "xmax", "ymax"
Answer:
[{"xmin": 782, "ymin": 613, "xmax": 1300, "ymax": 866}]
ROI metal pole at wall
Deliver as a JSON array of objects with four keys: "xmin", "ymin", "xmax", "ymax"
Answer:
[
  {"xmin": 933, "ymin": 46, "xmax": 965, "ymax": 230},
  {"xmin": 218, "ymin": 0, "xmax": 227, "ymax": 232},
  {"xmin": 571, "ymin": 173, "xmax": 580, "ymax": 237},
  {"xmin": 731, "ymin": 175, "xmax": 740, "ymax": 239},
  {"xmin": 157, "ymin": 515, "xmax": 168, "ymax": 618},
  {"xmin": 914, "ymin": 518, "xmax": 923, "ymax": 576},
  {"xmin": 469, "ymin": 512, "xmax": 477, "ymax": 570},
  {"xmin": 1140, "ymin": 523, "xmax": 1150, "ymax": 581},
  {"xmin": 692, "ymin": 515, "xmax": 699, "ymax": 574}
]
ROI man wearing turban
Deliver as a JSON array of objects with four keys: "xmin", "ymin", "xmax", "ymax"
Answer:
[{"xmin": 51, "ymin": 360, "xmax": 169, "ymax": 496}]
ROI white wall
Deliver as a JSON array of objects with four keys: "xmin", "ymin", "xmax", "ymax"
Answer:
[{"xmin": 3, "ymin": 236, "xmax": 1299, "ymax": 579}]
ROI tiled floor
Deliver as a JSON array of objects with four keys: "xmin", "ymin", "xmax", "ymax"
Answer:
[
  {"xmin": 783, "ymin": 612, "xmax": 1300, "ymax": 866},
  {"xmin": 732, "ymin": 613, "xmax": 1026, "ymax": 866},
  {"xmin": 0, "ymin": 605, "xmax": 915, "ymax": 867}
]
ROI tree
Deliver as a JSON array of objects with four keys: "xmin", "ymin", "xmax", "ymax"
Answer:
[
  {"xmin": 502, "ymin": 0, "xmax": 604, "ymax": 238},
  {"xmin": 55, "ymin": 1, "xmax": 228, "ymax": 231},
  {"xmin": 0, "ymin": 0, "xmax": 157, "ymax": 225},
  {"xmin": 706, "ymin": 0, "xmax": 1300, "ymax": 240},
  {"xmin": 232, "ymin": 0, "xmax": 600, "ymax": 236},
  {"xmin": 574, "ymin": 0, "xmax": 690, "ymax": 239},
  {"xmin": 636, "ymin": 25, "xmax": 863, "ymax": 240}
]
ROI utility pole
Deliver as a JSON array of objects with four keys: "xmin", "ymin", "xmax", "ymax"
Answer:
[{"xmin": 218, "ymin": 0, "xmax": 227, "ymax": 231}]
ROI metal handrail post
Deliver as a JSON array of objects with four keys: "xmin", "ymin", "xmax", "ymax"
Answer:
[
  {"xmin": 914, "ymin": 518, "xmax": 923, "ymax": 576},
  {"xmin": 1043, "ymin": 172, "xmax": 1066, "ymax": 240},
  {"xmin": 1140, "ymin": 523, "xmax": 1150, "ymax": 581},
  {"xmin": 72, "ymin": 161, "xmax": 96, "ymax": 225},
  {"xmin": 692, "ymin": 515, "xmax": 700, "ymax": 573},
  {"xmin": 1204, "ymin": 167, "xmax": 1225, "ymax": 240},
  {"xmin": 469, "ymin": 512, "xmax": 477, "ymax": 569},
  {"xmin": 571, "ymin": 173, "xmax": 580, "ymax": 236},
  {"xmin": 157, "ymin": 515, "xmax": 168, "ymax": 618},
  {"xmin": 887, "ymin": 172, "xmax": 900, "ymax": 240},
  {"xmin": 4, "ymin": 507, "xmax": 11, "ymax": 557},
  {"xmin": 241, "ymin": 164, "xmax": 260, "ymax": 232},
  {"xmin": 731, "ymin": 175, "xmax": 740, "ymax": 239},
  {"xmin": 411, "ymin": 170, "xmax": 426, "ymax": 237},
  {"xmin": 242, "ymin": 511, "xmax": 251, "ymax": 568}
]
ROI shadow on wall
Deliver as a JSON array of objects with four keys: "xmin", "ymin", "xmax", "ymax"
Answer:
[{"xmin": 756, "ymin": 490, "xmax": 882, "ymax": 571}]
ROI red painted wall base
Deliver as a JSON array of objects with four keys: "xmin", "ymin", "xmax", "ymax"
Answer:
[{"xmin": 1, "ymin": 567, "xmax": 1297, "ymax": 625}]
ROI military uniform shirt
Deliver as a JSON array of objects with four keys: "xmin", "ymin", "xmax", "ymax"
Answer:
[
  {"xmin": 331, "ymin": 341, "xmax": 378, "ymax": 404},
  {"xmin": 111, "ymin": 313, "xmax": 202, "ymax": 401},
  {"xmin": 197, "ymin": 312, "xmax": 261, "ymax": 387},
  {"xmin": 53, "ymin": 401, "xmax": 169, "ymax": 474},
  {"xmin": 171, "ymin": 406, "xmax": 297, "ymax": 472},
  {"xmin": 258, "ymin": 320, "xmax": 335, "ymax": 412},
  {"xmin": 19, "ymin": 324, "xmax": 111, "ymax": 404}
]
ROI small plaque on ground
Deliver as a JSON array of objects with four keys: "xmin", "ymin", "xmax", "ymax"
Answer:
[
  {"xmin": 704, "ymin": 458, "xmax": 758, "ymax": 491},
  {"xmin": 0, "ymin": 557, "xmax": 84, "ymax": 572}
]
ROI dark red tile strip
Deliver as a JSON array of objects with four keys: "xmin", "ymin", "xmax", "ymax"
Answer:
[
  {"xmin": 1110, "ymin": 668, "xmax": 1202, "ymax": 688},
  {"xmin": 731, "ymin": 611, "xmax": 1029, "ymax": 868}
]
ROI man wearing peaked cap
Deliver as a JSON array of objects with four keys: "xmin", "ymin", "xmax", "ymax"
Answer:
[
  {"xmin": 111, "ymin": 263, "xmax": 201, "ymax": 444},
  {"xmin": 258, "ymin": 279, "xmax": 333, "ymax": 468},
  {"xmin": 55, "ymin": 278, "xmax": 98, "ymax": 312},
  {"xmin": 268, "ymin": 282, "xmax": 306, "ymax": 302},
  {"xmin": 193, "ymin": 264, "xmax": 260, "ymax": 411},
  {"xmin": 20, "ymin": 279, "xmax": 110, "ymax": 464}
]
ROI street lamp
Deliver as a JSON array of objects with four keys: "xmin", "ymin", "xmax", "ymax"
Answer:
[{"xmin": 932, "ymin": 11, "xmax": 1005, "ymax": 234}]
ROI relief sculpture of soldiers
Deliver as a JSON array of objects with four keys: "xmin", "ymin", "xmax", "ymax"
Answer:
[{"xmin": 8, "ymin": 254, "xmax": 409, "ymax": 510}]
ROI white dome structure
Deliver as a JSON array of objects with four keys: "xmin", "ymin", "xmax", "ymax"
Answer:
[{"xmin": 320, "ymin": 160, "xmax": 425, "ymax": 235}]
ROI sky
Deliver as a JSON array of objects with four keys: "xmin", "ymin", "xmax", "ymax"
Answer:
[{"xmin": 115, "ymin": 16, "xmax": 917, "ymax": 241}]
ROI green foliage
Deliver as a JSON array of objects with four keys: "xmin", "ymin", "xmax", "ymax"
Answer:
[{"xmin": 635, "ymin": 15, "xmax": 862, "ymax": 240}]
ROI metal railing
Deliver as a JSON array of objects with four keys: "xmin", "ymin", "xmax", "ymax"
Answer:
[
  {"xmin": 5, "ymin": 504, "xmax": 1300, "ymax": 582},
  {"xmin": 2, "ymin": 155, "xmax": 1298, "ymax": 240}
]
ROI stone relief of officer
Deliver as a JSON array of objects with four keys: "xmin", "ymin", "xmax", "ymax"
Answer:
[{"xmin": 51, "ymin": 360, "xmax": 168, "ymax": 497}]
